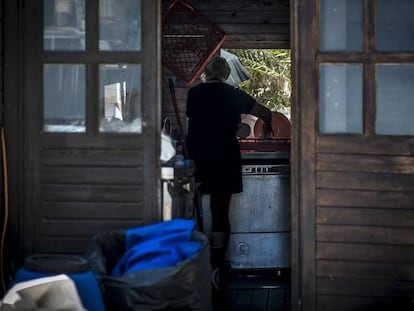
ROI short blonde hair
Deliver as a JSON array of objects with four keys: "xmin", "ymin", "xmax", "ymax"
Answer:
[{"xmin": 204, "ymin": 56, "xmax": 231, "ymax": 81}]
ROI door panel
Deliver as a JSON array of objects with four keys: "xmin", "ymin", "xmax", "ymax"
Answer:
[{"xmin": 21, "ymin": 0, "xmax": 161, "ymax": 256}]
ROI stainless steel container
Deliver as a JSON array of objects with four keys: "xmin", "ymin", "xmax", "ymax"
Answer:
[
  {"xmin": 200, "ymin": 161, "xmax": 291, "ymax": 269},
  {"xmin": 227, "ymin": 163, "xmax": 291, "ymax": 269}
]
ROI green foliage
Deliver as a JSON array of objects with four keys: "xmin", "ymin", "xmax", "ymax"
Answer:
[{"xmin": 226, "ymin": 49, "xmax": 291, "ymax": 117}]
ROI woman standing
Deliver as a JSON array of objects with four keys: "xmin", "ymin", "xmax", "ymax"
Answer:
[{"xmin": 185, "ymin": 56, "xmax": 273, "ymax": 291}]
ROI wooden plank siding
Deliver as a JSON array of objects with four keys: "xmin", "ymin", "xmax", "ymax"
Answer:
[
  {"xmin": 162, "ymin": 0, "xmax": 290, "ymax": 49},
  {"xmin": 304, "ymin": 0, "xmax": 414, "ymax": 308},
  {"xmin": 34, "ymin": 148, "xmax": 146, "ymax": 253},
  {"xmin": 6, "ymin": 0, "xmax": 163, "ymax": 260},
  {"xmin": 315, "ymin": 136, "xmax": 414, "ymax": 310}
]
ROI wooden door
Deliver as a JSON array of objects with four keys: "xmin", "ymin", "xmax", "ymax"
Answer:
[
  {"xmin": 293, "ymin": 0, "xmax": 414, "ymax": 310},
  {"xmin": 18, "ymin": 0, "xmax": 161, "ymax": 256}
]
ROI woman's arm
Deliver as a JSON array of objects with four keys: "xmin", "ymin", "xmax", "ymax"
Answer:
[{"xmin": 249, "ymin": 102, "xmax": 273, "ymax": 137}]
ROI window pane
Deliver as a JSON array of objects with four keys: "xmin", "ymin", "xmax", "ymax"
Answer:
[
  {"xmin": 376, "ymin": 0, "xmax": 414, "ymax": 51},
  {"xmin": 99, "ymin": 64, "xmax": 142, "ymax": 133},
  {"xmin": 44, "ymin": 0, "xmax": 85, "ymax": 51},
  {"xmin": 319, "ymin": 64, "xmax": 363, "ymax": 134},
  {"xmin": 99, "ymin": 0, "xmax": 141, "ymax": 51},
  {"xmin": 44, "ymin": 64, "xmax": 86, "ymax": 132},
  {"xmin": 319, "ymin": 0, "xmax": 362, "ymax": 51},
  {"xmin": 376, "ymin": 65, "xmax": 414, "ymax": 135}
]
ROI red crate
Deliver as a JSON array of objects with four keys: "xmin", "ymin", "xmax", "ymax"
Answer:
[{"xmin": 162, "ymin": 0, "xmax": 227, "ymax": 84}]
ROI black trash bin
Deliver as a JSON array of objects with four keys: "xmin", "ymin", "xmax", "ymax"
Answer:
[{"xmin": 86, "ymin": 219, "xmax": 212, "ymax": 311}]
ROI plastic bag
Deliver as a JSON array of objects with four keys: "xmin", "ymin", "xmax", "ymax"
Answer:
[
  {"xmin": 0, "ymin": 274, "xmax": 85, "ymax": 311},
  {"xmin": 86, "ymin": 222, "xmax": 212, "ymax": 311},
  {"xmin": 161, "ymin": 132, "xmax": 176, "ymax": 163},
  {"xmin": 160, "ymin": 117, "xmax": 176, "ymax": 163}
]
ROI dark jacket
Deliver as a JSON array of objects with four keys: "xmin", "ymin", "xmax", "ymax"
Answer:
[{"xmin": 186, "ymin": 81, "xmax": 255, "ymax": 194}]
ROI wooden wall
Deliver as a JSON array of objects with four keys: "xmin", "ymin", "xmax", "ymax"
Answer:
[
  {"xmin": 294, "ymin": 0, "xmax": 414, "ymax": 310},
  {"xmin": 162, "ymin": 0, "xmax": 290, "ymax": 49},
  {"xmin": 314, "ymin": 137, "xmax": 414, "ymax": 311},
  {"xmin": 5, "ymin": 0, "xmax": 413, "ymax": 309},
  {"xmin": 2, "ymin": 0, "xmax": 161, "ymax": 272},
  {"xmin": 35, "ymin": 145, "xmax": 146, "ymax": 253}
]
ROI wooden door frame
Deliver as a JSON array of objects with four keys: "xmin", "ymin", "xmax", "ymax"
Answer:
[
  {"xmin": 142, "ymin": 0, "xmax": 162, "ymax": 222},
  {"xmin": 291, "ymin": 0, "xmax": 317, "ymax": 310},
  {"xmin": 3, "ymin": 0, "xmax": 27, "ymax": 270}
]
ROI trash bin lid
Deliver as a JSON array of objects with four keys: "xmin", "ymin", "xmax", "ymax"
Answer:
[{"xmin": 24, "ymin": 254, "xmax": 89, "ymax": 274}]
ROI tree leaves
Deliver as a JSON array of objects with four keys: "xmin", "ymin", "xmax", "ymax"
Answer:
[{"xmin": 226, "ymin": 49, "xmax": 291, "ymax": 118}]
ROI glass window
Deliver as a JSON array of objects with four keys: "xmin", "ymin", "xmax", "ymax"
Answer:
[
  {"xmin": 376, "ymin": 0, "xmax": 414, "ymax": 52},
  {"xmin": 44, "ymin": 0, "xmax": 85, "ymax": 51},
  {"xmin": 99, "ymin": 64, "xmax": 142, "ymax": 133},
  {"xmin": 44, "ymin": 64, "xmax": 86, "ymax": 132},
  {"xmin": 99, "ymin": 0, "xmax": 141, "ymax": 51},
  {"xmin": 376, "ymin": 65, "xmax": 414, "ymax": 135},
  {"xmin": 319, "ymin": 0, "xmax": 362, "ymax": 51},
  {"xmin": 319, "ymin": 64, "xmax": 363, "ymax": 134}
]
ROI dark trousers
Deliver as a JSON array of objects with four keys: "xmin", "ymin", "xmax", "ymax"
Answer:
[
  {"xmin": 209, "ymin": 192, "xmax": 232, "ymax": 270},
  {"xmin": 210, "ymin": 192, "xmax": 232, "ymax": 234}
]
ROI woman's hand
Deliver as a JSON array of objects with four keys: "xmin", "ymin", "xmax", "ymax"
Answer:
[
  {"xmin": 262, "ymin": 119, "xmax": 274, "ymax": 138},
  {"xmin": 249, "ymin": 102, "xmax": 274, "ymax": 139}
]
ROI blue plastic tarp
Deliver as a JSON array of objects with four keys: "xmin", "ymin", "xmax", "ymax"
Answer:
[{"xmin": 111, "ymin": 219, "xmax": 202, "ymax": 276}]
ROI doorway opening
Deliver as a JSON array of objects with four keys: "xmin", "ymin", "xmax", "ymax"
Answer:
[{"xmin": 197, "ymin": 48, "xmax": 293, "ymax": 310}]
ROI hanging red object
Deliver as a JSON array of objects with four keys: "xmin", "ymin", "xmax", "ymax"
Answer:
[{"xmin": 162, "ymin": 0, "xmax": 227, "ymax": 84}]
